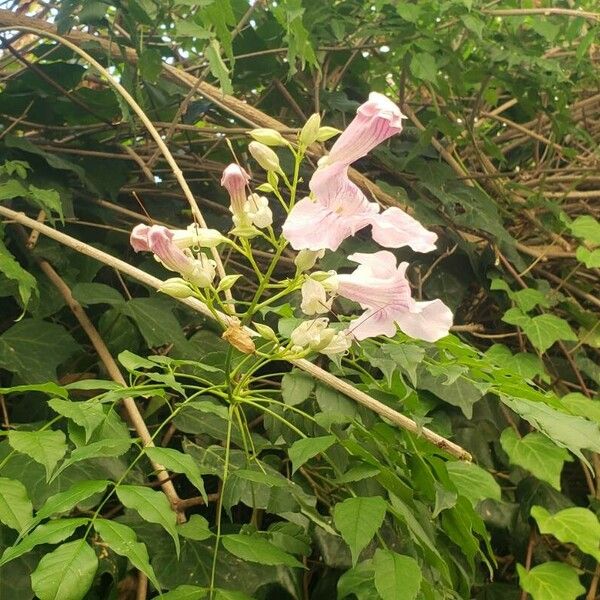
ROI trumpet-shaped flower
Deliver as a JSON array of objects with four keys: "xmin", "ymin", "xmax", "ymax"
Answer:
[
  {"xmin": 282, "ymin": 93, "xmax": 436, "ymax": 253},
  {"xmin": 283, "ymin": 163, "xmax": 436, "ymax": 252},
  {"xmin": 130, "ymin": 224, "xmax": 216, "ymax": 288},
  {"xmin": 221, "ymin": 164, "xmax": 251, "ymax": 217},
  {"xmin": 325, "ymin": 91, "xmax": 405, "ymax": 166},
  {"xmin": 337, "ymin": 251, "xmax": 452, "ymax": 342}
]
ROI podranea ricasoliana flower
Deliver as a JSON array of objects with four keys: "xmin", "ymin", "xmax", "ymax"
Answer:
[
  {"xmin": 290, "ymin": 318, "xmax": 351, "ymax": 357},
  {"xmin": 130, "ymin": 224, "xmax": 216, "ymax": 288},
  {"xmin": 337, "ymin": 251, "xmax": 453, "ymax": 342},
  {"xmin": 221, "ymin": 164, "xmax": 273, "ymax": 232},
  {"xmin": 282, "ymin": 92, "xmax": 437, "ymax": 253}
]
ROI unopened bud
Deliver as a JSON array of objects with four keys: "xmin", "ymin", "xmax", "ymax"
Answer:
[
  {"xmin": 174, "ymin": 226, "xmax": 227, "ymax": 249},
  {"xmin": 217, "ymin": 274, "xmax": 241, "ymax": 293},
  {"xmin": 249, "ymin": 128, "xmax": 288, "ymax": 147},
  {"xmin": 254, "ymin": 323, "xmax": 278, "ymax": 342},
  {"xmin": 249, "ymin": 141, "xmax": 281, "ymax": 173},
  {"xmin": 299, "ymin": 113, "xmax": 321, "ymax": 146},
  {"xmin": 159, "ymin": 277, "xmax": 194, "ymax": 298},
  {"xmin": 222, "ymin": 323, "xmax": 256, "ymax": 354},
  {"xmin": 294, "ymin": 249, "xmax": 325, "ymax": 272},
  {"xmin": 316, "ymin": 126, "xmax": 342, "ymax": 142}
]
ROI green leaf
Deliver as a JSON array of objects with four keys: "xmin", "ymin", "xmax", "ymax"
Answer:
[
  {"xmin": 221, "ymin": 533, "xmax": 303, "ymax": 568},
  {"xmin": 461, "ymin": 14, "xmax": 484, "ymax": 39},
  {"xmin": 28, "ymin": 185, "xmax": 63, "ymax": 219},
  {"xmin": 48, "ymin": 398, "xmax": 105, "ymax": 442},
  {"xmin": 576, "ymin": 246, "xmax": 600, "ymax": 268},
  {"xmin": 178, "ymin": 515, "xmax": 212, "ymax": 541},
  {"xmin": 121, "ymin": 298, "xmax": 186, "ymax": 347},
  {"xmin": 569, "ymin": 215, "xmax": 600, "ymax": 244},
  {"xmin": 71, "ymin": 283, "xmax": 124, "ymax": 307},
  {"xmin": 500, "ymin": 429, "xmax": 570, "ymax": 490},
  {"xmin": 0, "ymin": 239, "xmax": 37, "ymax": 308},
  {"xmin": 315, "ymin": 384, "xmax": 357, "ymax": 420},
  {"xmin": 35, "ymin": 480, "xmax": 109, "ymax": 523},
  {"xmin": 517, "ymin": 562, "xmax": 584, "ymax": 600},
  {"xmin": 382, "ymin": 343, "xmax": 424, "ymax": 386},
  {"xmin": 116, "ymin": 485, "xmax": 179, "ymax": 555},
  {"xmin": 503, "ymin": 396, "xmax": 600, "ymax": 459},
  {"xmin": 446, "ymin": 462, "xmax": 500, "ymax": 506},
  {"xmin": 522, "ymin": 315, "xmax": 578, "ymax": 353},
  {"xmin": 512, "ymin": 288, "xmax": 552, "ymax": 312},
  {"xmin": 531, "ymin": 506, "xmax": 600, "ymax": 560},
  {"xmin": 175, "ymin": 21, "xmax": 213, "ymax": 38},
  {"xmin": 138, "ymin": 48, "xmax": 163, "ymax": 83},
  {"xmin": 410, "ymin": 53, "xmax": 437, "ymax": 83},
  {"xmin": 0, "ymin": 319, "xmax": 78, "ymax": 383},
  {"xmin": 373, "ymin": 549, "xmax": 422, "ymax": 600},
  {"xmin": 8, "ymin": 430, "xmax": 67, "ymax": 480},
  {"xmin": 205, "ymin": 39, "xmax": 232, "ymax": 95},
  {"xmin": 562, "ymin": 393, "xmax": 600, "ymax": 425},
  {"xmin": 281, "ymin": 370, "xmax": 314, "ymax": 406},
  {"xmin": 333, "ymin": 496, "xmax": 388, "ymax": 565},
  {"xmin": 396, "ymin": 3, "xmax": 420, "ymax": 22},
  {"xmin": 0, "ymin": 177, "xmax": 28, "ymax": 200},
  {"xmin": 0, "ymin": 477, "xmax": 33, "ymax": 532},
  {"xmin": 288, "ymin": 435, "xmax": 336, "ymax": 473},
  {"xmin": 160, "ymin": 586, "xmax": 207, "ymax": 600},
  {"xmin": 146, "ymin": 446, "xmax": 207, "ymax": 502},
  {"xmin": 52, "ymin": 438, "xmax": 131, "ymax": 478},
  {"xmin": 31, "ymin": 539, "xmax": 98, "ymax": 600},
  {"xmin": 93, "ymin": 519, "xmax": 160, "ymax": 589},
  {"xmin": 0, "ymin": 518, "xmax": 88, "ymax": 566}
]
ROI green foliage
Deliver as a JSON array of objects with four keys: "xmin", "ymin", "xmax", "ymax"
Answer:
[{"xmin": 1, "ymin": 1, "xmax": 599, "ymax": 598}]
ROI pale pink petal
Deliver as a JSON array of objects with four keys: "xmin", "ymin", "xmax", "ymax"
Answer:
[
  {"xmin": 395, "ymin": 299, "xmax": 453, "ymax": 342},
  {"xmin": 370, "ymin": 207, "xmax": 438, "ymax": 253},
  {"xmin": 282, "ymin": 197, "xmax": 353, "ymax": 251},
  {"xmin": 348, "ymin": 308, "xmax": 398, "ymax": 341},
  {"xmin": 327, "ymin": 93, "xmax": 405, "ymax": 165},
  {"xmin": 130, "ymin": 224, "xmax": 153, "ymax": 252},
  {"xmin": 346, "ymin": 250, "xmax": 399, "ymax": 278},
  {"xmin": 221, "ymin": 164, "xmax": 250, "ymax": 214},
  {"xmin": 147, "ymin": 227, "xmax": 193, "ymax": 274}
]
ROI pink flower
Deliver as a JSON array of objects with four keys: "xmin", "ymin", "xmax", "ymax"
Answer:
[
  {"xmin": 130, "ymin": 224, "xmax": 216, "ymax": 287},
  {"xmin": 282, "ymin": 163, "xmax": 437, "ymax": 252},
  {"xmin": 282, "ymin": 93, "xmax": 436, "ymax": 253},
  {"xmin": 221, "ymin": 164, "xmax": 251, "ymax": 215},
  {"xmin": 325, "ymin": 92, "xmax": 405, "ymax": 166},
  {"xmin": 337, "ymin": 251, "xmax": 452, "ymax": 342}
]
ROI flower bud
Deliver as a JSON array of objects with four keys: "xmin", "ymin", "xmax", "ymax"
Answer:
[
  {"xmin": 316, "ymin": 126, "xmax": 342, "ymax": 142},
  {"xmin": 173, "ymin": 226, "xmax": 227, "ymax": 249},
  {"xmin": 221, "ymin": 164, "xmax": 250, "ymax": 216},
  {"xmin": 294, "ymin": 249, "xmax": 324, "ymax": 272},
  {"xmin": 217, "ymin": 274, "xmax": 241, "ymax": 293},
  {"xmin": 159, "ymin": 277, "xmax": 194, "ymax": 298},
  {"xmin": 248, "ymin": 141, "xmax": 281, "ymax": 173},
  {"xmin": 299, "ymin": 113, "xmax": 321, "ymax": 146},
  {"xmin": 254, "ymin": 323, "xmax": 278, "ymax": 342},
  {"xmin": 249, "ymin": 128, "xmax": 288, "ymax": 147}
]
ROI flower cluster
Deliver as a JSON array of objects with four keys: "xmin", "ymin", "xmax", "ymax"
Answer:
[{"xmin": 129, "ymin": 92, "xmax": 452, "ymax": 359}]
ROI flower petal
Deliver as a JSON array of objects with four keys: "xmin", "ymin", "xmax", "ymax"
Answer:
[
  {"xmin": 370, "ymin": 207, "xmax": 437, "ymax": 252},
  {"xmin": 395, "ymin": 299, "xmax": 453, "ymax": 342},
  {"xmin": 282, "ymin": 197, "xmax": 353, "ymax": 251},
  {"xmin": 348, "ymin": 308, "xmax": 398, "ymax": 341}
]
